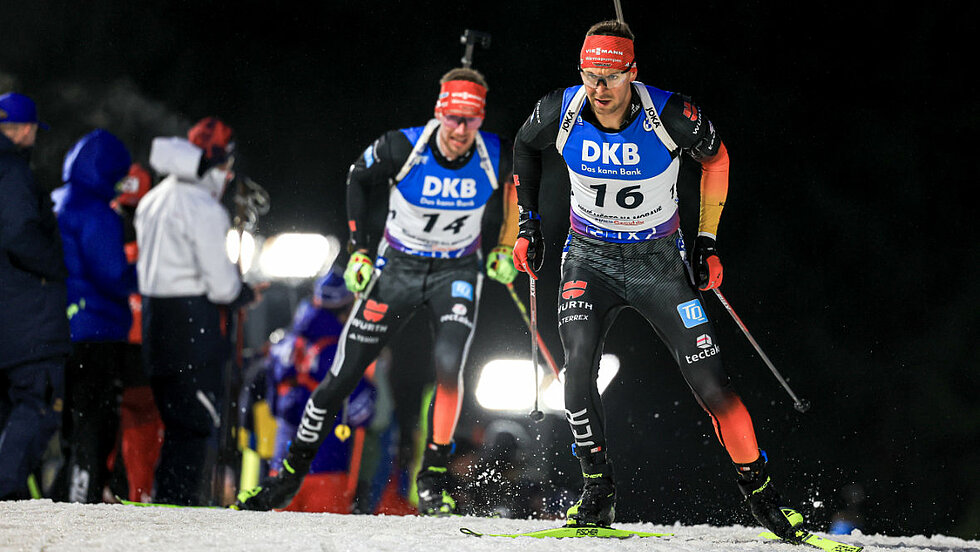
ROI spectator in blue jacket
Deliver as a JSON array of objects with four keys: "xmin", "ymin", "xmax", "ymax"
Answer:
[
  {"xmin": 0, "ymin": 92, "xmax": 69, "ymax": 500},
  {"xmin": 52, "ymin": 128, "xmax": 137, "ymax": 503}
]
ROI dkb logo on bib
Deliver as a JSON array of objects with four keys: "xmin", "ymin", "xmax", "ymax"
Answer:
[
  {"xmin": 422, "ymin": 176, "xmax": 477, "ymax": 198},
  {"xmin": 581, "ymin": 140, "xmax": 640, "ymax": 165}
]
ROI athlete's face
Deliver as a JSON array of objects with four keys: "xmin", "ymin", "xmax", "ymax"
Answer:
[
  {"xmin": 437, "ymin": 114, "xmax": 481, "ymax": 159},
  {"xmin": 583, "ymin": 67, "xmax": 636, "ymax": 123}
]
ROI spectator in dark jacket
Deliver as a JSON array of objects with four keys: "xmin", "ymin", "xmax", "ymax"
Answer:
[
  {"xmin": 0, "ymin": 92, "xmax": 70, "ymax": 499},
  {"xmin": 51, "ymin": 128, "xmax": 136, "ymax": 503}
]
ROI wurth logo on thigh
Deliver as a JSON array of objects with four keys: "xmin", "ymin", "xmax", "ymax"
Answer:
[
  {"xmin": 363, "ymin": 300, "xmax": 389, "ymax": 322},
  {"xmin": 351, "ymin": 318, "xmax": 388, "ymax": 333},
  {"xmin": 561, "ymin": 280, "xmax": 588, "ymax": 300}
]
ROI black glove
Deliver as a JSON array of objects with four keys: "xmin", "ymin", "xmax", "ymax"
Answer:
[
  {"xmin": 513, "ymin": 210, "xmax": 544, "ymax": 278},
  {"xmin": 692, "ymin": 235, "xmax": 723, "ymax": 290}
]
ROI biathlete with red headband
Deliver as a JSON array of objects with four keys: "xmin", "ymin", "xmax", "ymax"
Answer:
[
  {"xmin": 511, "ymin": 20, "xmax": 807, "ymax": 540},
  {"xmin": 236, "ymin": 67, "xmax": 519, "ymax": 516}
]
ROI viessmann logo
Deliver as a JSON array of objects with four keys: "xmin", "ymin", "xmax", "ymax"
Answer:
[
  {"xmin": 451, "ymin": 91, "xmax": 485, "ymax": 102},
  {"xmin": 583, "ymin": 47, "xmax": 625, "ymax": 57}
]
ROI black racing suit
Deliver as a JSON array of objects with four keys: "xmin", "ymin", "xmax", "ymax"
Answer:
[
  {"xmin": 292, "ymin": 126, "xmax": 513, "ymax": 457},
  {"xmin": 514, "ymin": 86, "xmax": 760, "ymax": 464}
]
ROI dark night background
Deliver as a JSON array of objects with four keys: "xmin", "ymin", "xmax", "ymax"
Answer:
[{"xmin": 3, "ymin": 0, "xmax": 976, "ymax": 539}]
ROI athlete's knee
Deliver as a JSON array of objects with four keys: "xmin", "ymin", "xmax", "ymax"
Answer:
[
  {"xmin": 692, "ymin": 377, "xmax": 741, "ymax": 413},
  {"xmin": 432, "ymin": 327, "xmax": 470, "ymax": 382},
  {"xmin": 309, "ymin": 371, "xmax": 362, "ymax": 413},
  {"xmin": 432, "ymin": 350, "xmax": 464, "ymax": 385},
  {"xmin": 561, "ymin": 354, "xmax": 589, "ymax": 381}
]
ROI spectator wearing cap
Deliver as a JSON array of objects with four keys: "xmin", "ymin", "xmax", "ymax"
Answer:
[
  {"xmin": 0, "ymin": 92, "xmax": 69, "ymax": 499},
  {"xmin": 51, "ymin": 128, "xmax": 138, "ymax": 503},
  {"xmin": 135, "ymin": 117, "xmax": 256, "ymax": 505}
]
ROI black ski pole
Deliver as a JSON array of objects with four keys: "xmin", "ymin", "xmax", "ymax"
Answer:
[
  {"xmin": 711, "ymin": 288, "xmax": 810, "ymax": 413},
  {"xmin": 613, "ymin": 0, "xmax": 625, "ymax": 23},
  {"xmin": 527, "ymin": 276, "xmax": 545, "ymax": 422},
  {"xmin": 505, "ymin": 282, "xmax": 560, "ymax": 377},
  {"xmin": 459, "ymin": 30, "xmax": 491, "ymax": 68}
]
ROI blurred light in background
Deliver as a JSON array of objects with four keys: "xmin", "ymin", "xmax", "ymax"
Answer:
[
  {"xmin": 226, "ymin": 231, "xmax": 341, "ymax": 280},
  {"xmin": 258, "ymin": 233, "xmax": 341, "ymax": 280},
  {"xmin": 475, "ymin": 359, "xmax": 538, "ymax": 412},
  {"xmin": 475, "ymin": 354, "xmax": 620, "ymax": 415},
  {"xmin": 225, "ymin": 229, "xmax": 257, "ymax": 273}
]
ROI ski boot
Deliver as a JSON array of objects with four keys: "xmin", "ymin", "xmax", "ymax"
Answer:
[
  {"xmin": 415, "ymin": 442, "xmax": 457, "ymax": 516},
  {"xmin": 736, "ymin": 451, "xmax": 806, "ymax": 542},
  {"xmin": 233, "ymin": 445, "xmax": 314, "ymax": 511},
  {"xmin": 565, "ymin": 449, "xmax": 616, "ymax": 527}
]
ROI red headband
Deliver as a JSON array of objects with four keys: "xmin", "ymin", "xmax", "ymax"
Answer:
[
  {"xmin": 580, "ymin": 35, "xmax": 635, "ymax": 70},
  {"xmin": 434, "ymin": 80, "xmax": 487, "ymax": 118}
]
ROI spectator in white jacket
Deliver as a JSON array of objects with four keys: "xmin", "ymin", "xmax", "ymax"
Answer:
[{"xmin": 135, "ymin": 117, "xmax": 254, "ymax": 505}]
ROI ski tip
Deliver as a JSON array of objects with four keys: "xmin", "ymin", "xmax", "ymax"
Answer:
[
  {"xmin": 459, "ymin": 527, "xmax": 482, "ymax": 537},
  {"xmin": 759, "ymin": 530, "xmax": 864, "ymax": 552}
]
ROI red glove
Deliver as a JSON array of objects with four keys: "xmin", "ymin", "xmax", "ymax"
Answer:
[
  {"xmin": 513, "ymin": 213, "xmax": 544, "ymax": 279},
  {"xmin": 693, "ymin": 235, "xmax": 723, "ymax": 290}
]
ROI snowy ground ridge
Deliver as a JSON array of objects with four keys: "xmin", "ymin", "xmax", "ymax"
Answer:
[{"xmin": 1, "ymin": 500, "xmax": 977, "ymax": 552}]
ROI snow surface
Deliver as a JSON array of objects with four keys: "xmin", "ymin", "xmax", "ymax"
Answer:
[{"xmin": 1, "ymin": 500, "xmax": 977, "ymax": 552}]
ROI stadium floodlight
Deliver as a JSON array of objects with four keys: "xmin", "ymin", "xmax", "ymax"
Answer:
[
  {"xmin": 225, "ymin": 229, "xmax": 257, "ymax": 274},
  {"xmin": 541, "ymin": 354, "xmax": 620, "ymax": 412},
  {"xmin": 257, "ymin": 233, "xmax": 340, "ymax": 280},
  {"xmin": 475, "ymin": 355, "xmax": 620, "ymax": 415},
  {"xmin": 474, "ymin": 359, "xmax": 541, "ymax": 412}
]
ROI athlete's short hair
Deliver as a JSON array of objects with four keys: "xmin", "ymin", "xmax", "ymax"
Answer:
[
  {"xmin": 586, "ymin": 20, "xmax": 635, "ymax": 40},
  {"xmin": 439, "ymin": 67, "xmax": 489, "ymax": 90}
]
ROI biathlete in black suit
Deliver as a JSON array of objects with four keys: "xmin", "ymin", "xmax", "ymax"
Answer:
[
  {"xmin": 511, "ymin": 20, "xmax": 808, "ymax": 541},
  {"xmin": 237, "ymin": 67, "xmax": 519, "ymax": 516}
]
